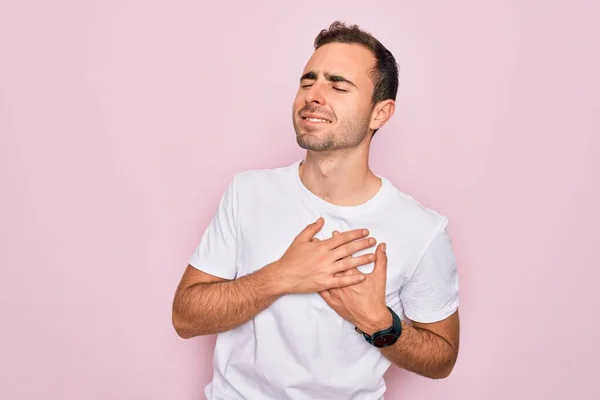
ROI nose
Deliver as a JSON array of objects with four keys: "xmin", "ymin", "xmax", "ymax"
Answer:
[{"xmin": 304, "ymin": 83, "xmax": 325, "ymax": 105}]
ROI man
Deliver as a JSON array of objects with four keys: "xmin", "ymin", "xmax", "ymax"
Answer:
[{"xmin": 172, "ymin": 21, "xmax": 460, "ymax": 400}]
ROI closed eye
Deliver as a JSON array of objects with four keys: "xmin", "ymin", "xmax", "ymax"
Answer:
[{"xmin": 300, "ymin": 83, "xmax": 347, "ymax": 92}]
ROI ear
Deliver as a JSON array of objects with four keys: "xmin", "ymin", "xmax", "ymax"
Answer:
[{"xmin": 369, "ymin": 99, "xmax": 396, "ymax": 131}]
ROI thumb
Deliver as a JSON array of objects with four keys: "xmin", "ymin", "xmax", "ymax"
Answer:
[
  {"xmin": 374, "ymin": 242, "xmax": 388, "ymax": 276},
  {"xmin": 295, "ymin": 217, "xmax": 325, "ymax": 242}
]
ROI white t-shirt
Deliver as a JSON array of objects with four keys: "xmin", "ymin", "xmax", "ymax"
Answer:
[{"xmin": 189, "ymin": 159, "xmax": 459, "ymax": 400}]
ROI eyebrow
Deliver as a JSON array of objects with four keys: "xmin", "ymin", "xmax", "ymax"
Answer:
[{"xmin": 300, "ymin": 71, "xmax": 358, "ymax": 88}]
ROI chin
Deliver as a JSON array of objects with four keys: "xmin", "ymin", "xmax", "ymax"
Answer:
[{"xmin": 296, "ymin": 135, "xmax": 336, "ymax": 151}]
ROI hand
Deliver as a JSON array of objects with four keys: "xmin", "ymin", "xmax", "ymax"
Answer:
[
  {"xmin": 272, "ymin": 217, "xmax": 377, "ymax": 295},
  {"xmin": 319, "ymin": 230, "xmax": 391, "ymax": 335}
]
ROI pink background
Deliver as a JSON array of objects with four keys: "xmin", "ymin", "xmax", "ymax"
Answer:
[{"xmin": 1, "ymin": 1, "xmax": 599, "ymax": 399}]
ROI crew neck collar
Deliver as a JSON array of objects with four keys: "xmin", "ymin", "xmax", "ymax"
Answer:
[{"xmin": 290, "ymin": 159, "xmax": 390, "ymax": 216}]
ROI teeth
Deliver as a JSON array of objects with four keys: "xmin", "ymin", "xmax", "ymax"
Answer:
[{"xmin": 306, "ymin": 117, "xmax": 330, "ymax": 123}]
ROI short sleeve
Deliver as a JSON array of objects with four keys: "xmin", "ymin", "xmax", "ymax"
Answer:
[
  {"xmin": 400, "ymin": 226, "xmax": 459, "ymax": 323},
  {"xmin": 188, "ymin": 177, "xmax": 238, "ymax": 280}
]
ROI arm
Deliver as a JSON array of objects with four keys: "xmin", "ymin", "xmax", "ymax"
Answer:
[
  {"xmin": 172, "ymin": 263, "xmax": 283, "ymax": 338},
  {"xmin": 173, "ymin": 220, "xmax": 373, "ymax": 339},
  {"xmin": 354, "ymin": 224, "xmax": 460, "ymax": 379},
  {"xmin": 384, "ymin": 223, "xmax": 460, "ymax": 379},
  {"xmin": 173, "ymin": 175, "xmax": 270, "ymax": 339},
  {"xmin": 362, "ymin": 309, "xmax": 460, "ymax": 379}
]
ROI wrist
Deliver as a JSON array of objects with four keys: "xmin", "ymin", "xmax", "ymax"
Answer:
[
  {"xmin": 261, "ymin": 260, "xmax": 290, "ymax": 297},
  {"xmin": 357, "ymin": 306, "xmax": 393, "ymax": 336}
]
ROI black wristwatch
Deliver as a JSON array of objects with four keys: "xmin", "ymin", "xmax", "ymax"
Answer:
[{"xmin": 355, "ymin": 306, "xmax": 402, "ymax": 348}]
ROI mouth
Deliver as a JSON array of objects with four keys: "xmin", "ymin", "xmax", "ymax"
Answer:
[{"xmin": 300, "ymin": 115, "xmax": 332, "ymax": 124}]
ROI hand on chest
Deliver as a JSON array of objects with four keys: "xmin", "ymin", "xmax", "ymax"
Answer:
[{"xmin": 239, "ymin": 213, "xmax": 412, "ymax": 296}]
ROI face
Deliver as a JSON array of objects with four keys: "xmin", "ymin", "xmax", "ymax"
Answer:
[{"xmin": 292, "ymin": 42, "xmax": 378, "ymax": 152}]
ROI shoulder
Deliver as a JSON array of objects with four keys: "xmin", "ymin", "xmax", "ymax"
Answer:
[
  {"xmin": 230, "ymin": 162, "xmax": 297, "ymax": 192},
  {"xmin": 381, "ymin": 178, "xmax": 449, "ymax": 239}
]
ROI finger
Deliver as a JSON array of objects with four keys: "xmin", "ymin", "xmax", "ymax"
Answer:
[
  {"xmin": 319, "ymin": 289, "xmax": 334, "ymax": 304},
  {"xmin": 333, "ymin": 253, "xmax": 375, "ymax": 274},
  {"xmin": 373, "ymin": 242, "xmax": 388, "ymax": 277},
  {"xmin": 344, "ymin": 267, "xmax": 363, "ymax": 276},
  {"xmin": 332, "ymin": 237, "xmax": 377, "ymax": 260},
  {"xmin": 322, "ymin": 228, "xmax": 369, "ymax": 249},
  {"xmin": 332, "ymin": 231, "xmax": 358, "ymax": 261},
  {"xmin": 327, "ymin": 273, "xmax": 366, "ymax": 289},
  {"xmin": 311, "ymin": 237, "xmax": 320, "ymax": 243},
  {"xmin": 333, "ymin": 267, "xmax": 361, "ymax": 277},
  {"xmin": 294, "ymin": 217, "xmax": 325, "ymax": 243}
]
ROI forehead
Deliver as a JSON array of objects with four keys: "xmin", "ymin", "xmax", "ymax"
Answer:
[{"xmin": 303, "ymin": 42, "xmax": 375, "ymax": 85}]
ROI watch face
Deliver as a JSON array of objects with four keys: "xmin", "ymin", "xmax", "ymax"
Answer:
[{"xmin": 372, "ymin": 334, "xmax": 398, "ymax": 348}]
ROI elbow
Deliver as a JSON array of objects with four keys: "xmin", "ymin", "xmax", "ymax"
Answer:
[
  {"xmin": 430, "ymin": 356, "xmax": 458, "ymax": 379},
  {"xmin": 172, "ymin": 313, "xmax": 194, "ymax": 339},
  {"xmin": 431, "ymin": 368, "xmax": 453, "ymax": 380},
  {"xmin": 423, "ymin": 367, "xmax": 453, "ymax": 380},
  {"xmin": 171, "ymin": 303, "xmax": 201, "ymax": 339},
  {"xmin": 174, "ymin": 326, "xmax": 194, "ymax": 339},
  {"xmin": 171, "ymin": 288, "xmax": 203, "ymax": 339},
  {"xmin": 173, "ymin": 318, "xmax": 202, "ymax": 339}
]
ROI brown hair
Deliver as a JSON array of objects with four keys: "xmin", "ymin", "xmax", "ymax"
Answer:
[{"xmin": 314, "ymin": 21, "xmax": 399, "ymax": 108}]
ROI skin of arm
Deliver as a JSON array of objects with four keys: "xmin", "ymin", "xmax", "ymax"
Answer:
[
  {"xmin": 359, "ymin": 308, "xmax": 460, "ymax": 379},
  {"xmin": 172, "ymin": 263, "xmax": 284, "ymax": 338}
]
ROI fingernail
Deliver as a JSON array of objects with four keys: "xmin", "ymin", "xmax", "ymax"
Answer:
[
  {"xmin": 382, "ymin": 243, "xmax": 387, "ymax": 252},
  {"xmin": 316, "ymin": 217, "xmax": 322, "ymax": 223}
]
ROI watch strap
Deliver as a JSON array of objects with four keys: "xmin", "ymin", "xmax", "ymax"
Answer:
[{"xmin": 355, "ymin": 306, "xmax": 402, "ymax": 347}]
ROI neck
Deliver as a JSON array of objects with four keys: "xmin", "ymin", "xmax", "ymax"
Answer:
[{"xmin": 299, "ymin": 147, "xmax": 382, "ymax": 207}]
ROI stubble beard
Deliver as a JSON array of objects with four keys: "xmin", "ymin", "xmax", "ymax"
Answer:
[{"xmin": 293, "ymin": 117, "xmax": 371, "ymax": 152}]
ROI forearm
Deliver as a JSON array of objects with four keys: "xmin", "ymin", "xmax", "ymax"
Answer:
[
  {"xmin": 173, "ymin": 263, "xmax": 282, "ymax": 338},
  {"xmin": 381, "ymin": 321, "xmax": 457, "ymax": 379}
]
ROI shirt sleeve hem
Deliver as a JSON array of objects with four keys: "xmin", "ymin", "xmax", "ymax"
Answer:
[
  {"xmin": 188, "ymin": 256, "xmax": 237, "ymax": 280},
  {"xmin": 403, "ymin": 301, "xmax": 459, "ymax": 324}
]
